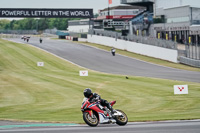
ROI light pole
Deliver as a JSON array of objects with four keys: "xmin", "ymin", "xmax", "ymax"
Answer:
[
  {"xmin": 108, "ymin": 0, "xmax": 110, "ymax": 19},
  {"xmin": 36, "ymin": 19, "xmax": 39, "ymax": 34}
]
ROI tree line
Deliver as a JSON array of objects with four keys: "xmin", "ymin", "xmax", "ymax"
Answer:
[{"xmin": 0, "ymin": 18, "xmax": 81, "ymax": 31}]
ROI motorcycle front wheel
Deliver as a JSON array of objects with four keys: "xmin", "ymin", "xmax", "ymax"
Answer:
[
  {"xmin": 83, "ymin": 112, "xmax": 99, "ymax": 127},
  {"xmin": 115, "ymin": 109, "xmax": 128, "ymax": 126}
]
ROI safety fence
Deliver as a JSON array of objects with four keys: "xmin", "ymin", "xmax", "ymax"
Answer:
[{"xmin": 186, "ymin": 44, "xmax": 200, "ymax": 60}]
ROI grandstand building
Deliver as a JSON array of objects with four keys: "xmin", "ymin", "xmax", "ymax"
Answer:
[
  {"xmin": 68, "ymin": 5, "xmax": 146, "ymax": 31},
  {"xmin": 93, "ymin": 5, "xmax": 145, "ymax": 30},
  {"xmin": 121, "ymin": 0, "xmax": 200, "ymax": 45},
  {"xmin": 153, "ymin": 0, "xmax": 200, "ymax": 45}
]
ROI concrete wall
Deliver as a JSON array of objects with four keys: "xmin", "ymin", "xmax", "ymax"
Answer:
[{"xmin": 87, "ymin": 35, "xmax": 178, "ymax": 63}]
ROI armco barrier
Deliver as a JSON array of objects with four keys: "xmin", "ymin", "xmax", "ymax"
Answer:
[{"xmin": 180, "ymin": 56, "xmax": 200, "ymax": 68}]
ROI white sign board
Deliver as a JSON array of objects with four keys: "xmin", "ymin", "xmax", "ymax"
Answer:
[
  {"xmin": 79, "ymin": 70, "xmax": 88, "ymax": 76},
  {"xmin": 174, "ymin": 85, "xmax": 188, "ymax": 94},
  {"xmin": 37, "ymin": 62, "xmax": 44, "ymax": 67}
]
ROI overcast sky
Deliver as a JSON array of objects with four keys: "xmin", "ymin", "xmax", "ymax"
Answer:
[{"xmin": 0, "ymin": 0, "xmax": 122, "ymax": 14}]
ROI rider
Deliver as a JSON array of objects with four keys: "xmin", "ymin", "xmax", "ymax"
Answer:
[{"xmin": 83, "ymin": 88, "xmax": 116, "ymax": 116}]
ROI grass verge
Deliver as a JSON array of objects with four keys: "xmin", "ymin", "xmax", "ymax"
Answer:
[{"xmin": 0, "ymin": 39, "xmax": 200, "ymax": 123}]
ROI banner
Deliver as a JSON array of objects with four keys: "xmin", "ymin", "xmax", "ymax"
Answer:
[
  {"xmin": 0, "ymin": 8, "xmax": 93, "ymax": 18},
  {"xmin": 109, "ymin": 0, "xmax": 112, "ymax": 4}
]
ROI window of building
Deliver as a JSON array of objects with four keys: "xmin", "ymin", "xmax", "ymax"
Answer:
[{"xmin": 167, "ymin": 16, "xmax": 190, "ymax": 23}]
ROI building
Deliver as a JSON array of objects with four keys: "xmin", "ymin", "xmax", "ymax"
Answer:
[
  {"xmin": 121, "ymin": 0, "xmax": 200, "ymax": 64},
  {"xmin": 97, "ymin": 5, "xmax": 145, "ymax": 20},
  {"xmin": 94, "ymin": 5, "xmax": 146, "ymax": 30},
  {"xmin": 121, "ymin": 0, "xmax": 154, "ymax": 12},
  {"xmin": 153, "ymin": 2, "xmax": 200, "ymax": 45},
  {"xmin": 68, "ymin": 19, "xmax": 92, "ymax": 33},
  {"xmin": 68, "ymin": 5, "xmax": 146, "ymax": 32},
  {"xmin": 121, "ymin": 0, "xmax": 200, "ymax": 45}
]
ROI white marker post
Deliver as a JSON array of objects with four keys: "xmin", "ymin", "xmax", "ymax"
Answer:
[
  {"xmin": 37, "ymin": 62, "xmax": 44, "ymax": 67},
  {"xmin": 174, "ymin": 85, "xmax": 188, "ymax": 95},
  {"xmin": 79, "ymin": 70, "xmax": 88, "ymax": 76}
]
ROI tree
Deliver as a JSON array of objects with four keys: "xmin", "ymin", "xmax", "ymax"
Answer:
[
  {"xmin": 0, "ymin": 18, "xmax": 82, "ymax": 31},
  {"xmin": 94, "ymin": 13, "xmax": 99, "ymax": 18},
  {"xmin": 0, "ymin": 19, "xmax": 10, "ymax": 29}
]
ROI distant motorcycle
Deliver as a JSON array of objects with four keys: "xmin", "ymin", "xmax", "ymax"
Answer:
[
  {"xmin": 40, "ymin": 38, "xmax": 42, "ymax": 43},
  {"xmin": 81, "ymin": 98, "xmax": 128, "ymax": 127}
]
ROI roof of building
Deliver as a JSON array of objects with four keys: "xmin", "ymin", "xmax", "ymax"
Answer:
[
  {"xmin": 100, "ymin": 5, "xmax": 146, "ymax": 12},
  {"xmin": 164, "ymin": 5, "xmax": 200, "ymax": 10}
]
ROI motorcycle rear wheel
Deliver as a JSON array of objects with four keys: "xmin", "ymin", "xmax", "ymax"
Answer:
[
  {"xmin": 83, "ymin": 112, "xmax": 99, "ymax": 127},
  {"xmin": 115, "ymin": 109, "xmax": 128, "ymax": 126}
]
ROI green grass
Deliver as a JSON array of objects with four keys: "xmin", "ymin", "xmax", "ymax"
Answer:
[
  {"xmin": 78, "ymin": 41, "xmax": 200, "ymax": 72},
  {"xmin": 0, "ymin": 39, "xmax": 200, "ymax": 123}
]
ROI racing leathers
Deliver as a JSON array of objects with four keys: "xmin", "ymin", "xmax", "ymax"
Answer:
[{"xmin": 88, "ymin": 93, "xmax": 115, "ymax": 114}]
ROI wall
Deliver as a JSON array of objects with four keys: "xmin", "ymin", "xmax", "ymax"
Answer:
[{"xmin": 87, "ymin": 35, "xmax": 178, "ymax": 63}]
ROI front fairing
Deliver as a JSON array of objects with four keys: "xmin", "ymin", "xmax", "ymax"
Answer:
[{"xmin": 81, "ymin": 99, "xmax": 104, "ymax": 113}]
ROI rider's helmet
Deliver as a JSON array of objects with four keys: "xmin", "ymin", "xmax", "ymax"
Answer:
[{"xmin": 84, "ymin": 88, "xmax": 92, "ymax": 98}]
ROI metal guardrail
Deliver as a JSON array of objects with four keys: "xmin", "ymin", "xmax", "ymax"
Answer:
[
  {"xmin": 0, "ymin": 34, "xmax": 57, "ymax": 39},
  {"xmin": 0, "ymin": 30, "xmax": 38, "ymax": 35},
  {"xmin": 185, "ymin": 44, "xmax": 200, "ymax": 60},
  {"xmin": 180, "ymin": 56, "xmax": 200, "ymax": 68},
  {"xmin": 0, "ymin": 34, "xmax": 23, "ymax": 38},
  {"xmin": 89, "ymin": 29, "xmax": 177, "ymax": 50}
]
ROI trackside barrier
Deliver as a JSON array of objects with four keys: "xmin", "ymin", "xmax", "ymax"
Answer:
[
  {"xmin": 0, "ymin": 34, "xmax": 57, "ymax": 39},
  {"xmin": 0, "ymin": 30, "xmax": 38, "ymax": 34},
  {"xmin": 87, "ymin": 34, "xmax": 178, "ymax": 63},
  {"xmin": 88, "ymin": 29, "xmax": 177, "ymax": 50},
  {"xmin": 180, "ymin": 56, "xmax": 200, "ymax": 68},
  {"xmin": 66, "ymin": 36, "xmax": 72, "ymax": 40}
]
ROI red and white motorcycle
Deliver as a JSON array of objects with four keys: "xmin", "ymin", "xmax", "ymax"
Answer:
[{"xmin": 81, "ymin": 98, "xmax": 128, "ymax": 127}]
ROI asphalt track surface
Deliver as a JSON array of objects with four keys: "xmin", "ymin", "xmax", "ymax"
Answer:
[
  {"xmin": 6, "ymin": 37, "xmax": 200, "ymax": 83},
  {"xmin": 0, "ymin": 120, "xmax": 200, "ymax": 133}
]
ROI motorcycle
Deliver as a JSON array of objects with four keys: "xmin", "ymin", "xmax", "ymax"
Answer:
[
  {"xmin": 81, "ymin": 98, "xmax": 128, "ymax": 127},
  {"xmin": 40, "ymin": 38, "xmax": 43, "ymax": 43}
]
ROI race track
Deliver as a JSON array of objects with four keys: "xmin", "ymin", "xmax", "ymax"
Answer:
[
  {"xmin": 0, "ymin": 120, "xmax": 200, "ymax": 133},
  {"xmin": 2, "ymin": 37, "xmax": 200, "ymax": 132},
  {"xmin": 6, "ymin": 37, "xmax": 200, "ymax": 83}
]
